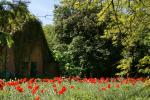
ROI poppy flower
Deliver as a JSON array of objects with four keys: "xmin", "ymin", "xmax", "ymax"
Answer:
[
  {"xmin": 70, "ymin": 85, "xmax": 75, "ymax": 89},
  {"xmin": 101, "ymin": 87, "xmax": 106, "ymax": 91},
  {"xmin": 16, "ymin": 85, "xmax": 23, "ymax": 92},
  {"xmin": 0, "ymin": 83, "xmax": 3, "ymax": 90},
  {"xmin": 0, "ymin": 80, "xmax": 4, "ymax": 90},
  {"xmin": 7, "ymin": 81, "xmax": 19, "ymax": 86},
  {"xmin": 52, "ymin": 83, "xmax": 57, "ymax": 93},
  {"xmin": 28, "ymin": 85, "xmax": 32, "ymax": 89},
  {"xmin": 32, "ymin": 85, "xmax": 39, "ymax": 95},
  {"xmin": 58, "ymin": 86, "xmax": 67, "ymax": 95},
  {"xmin": 19, "ymin": 78, "xmax": 27, "ymax": 83},
  {"xmin": 115, "ymin": 84, "xmax": 120, "ymax": 88},
  {"xmin": 41, "ymin": 89, "xmax": 45, "ymax": 94},
  {"xmin": 107, "ymin": 84, "xmax": 111, "ymax": 89},
  {"xmin": 35, "ymin": 96, "xmax": 40, "ymax": 100},
  {"xmin": 28, "ymin": 78, "xmax": 35, "ymax": 84}
]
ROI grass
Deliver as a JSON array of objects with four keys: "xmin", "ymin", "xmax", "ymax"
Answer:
[{"xmin": 0, "ymin": 77, "xmax": 149, "ymax": 100}]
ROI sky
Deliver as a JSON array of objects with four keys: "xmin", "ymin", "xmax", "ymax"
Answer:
[
  {"xmin": 2, "ymin": 0, "xmax": 59, "ymax": 25},
  {"xmin": 28, "ymin": 0, "xmax": 60, "ymax": 25}
]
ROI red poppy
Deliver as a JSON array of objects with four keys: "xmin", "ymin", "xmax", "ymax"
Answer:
[
  {"xmin": 70, "ymin": 85, "xmax": 75, "ymax": 89},
  {"xmin": 19, "ymin": 78, "xmax": 27, "ymax": 83},
  {"xmin": 7, "ymin": 81, "xmax": 19, "ymax": 86},
  {"xmin": 115, "ymin": 84, "xmax": 120, "ymax": 88},
  {"xmin": 28, "ymin": 85, "xmax": 32, "ymax": 89},
  {"xmin": 52, "ymin": 83, "xmax": 57, "ymax": 93},
  {"xmin": 35, "ymin": 96, "xmax": 40, "ymax": 100},
  {"xmin": 0, "ymin": 80, "xmax": 4, "ymax": 90},
  {"xmin": 41, "ymin": 79, "xmax": 49, "ymax": 82},
  {"xmin": 49, "ymin": 79, "xmax": 55, "ymax": 83},
  {"xmin": 101, "ymin": 87, "xmax": 106, "ymax": 91},
  {"xmin": 28, "ymin": 78, "xmax": 35, "ymax": 84},
  {"xmin": 89, "ymin": 78, "xmax": 97, "ymax": 84},
  {"xmin": 41, "ymin": 89, "xmax": 45, "ymax": 94},
  {"xmin": 0, "ymin": 83, "xmax": 3, "ymax": 90},
  {"xmin": 107, "ymin": 84, "xmax": 111, "ymax": 89},
  {"xmin": 16, "ymin": 85, "xmax": 23, "ymax": 92},
  {"xmin": 98, "ymin": 79, "xmax": 102, "ymax": 83},
  {"xmin": 32, "ymin": 85, "xmax": 39, "ymax": 95},
  {"xmin": 58, "ymin": 86, "xmax": 67, "ymax": 95}
]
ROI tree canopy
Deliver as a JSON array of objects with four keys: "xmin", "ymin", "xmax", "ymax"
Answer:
[
  {"xmin": 51, "ymin": 0, "xmax": 150, "ymax": 77},
  {"xmin": 0, "ymin": 1, "xmax": 31, "ymax": 47}
]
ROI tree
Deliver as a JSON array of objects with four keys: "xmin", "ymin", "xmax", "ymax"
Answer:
[
  {"xmin": 97, "ymin": 0, "xmax": 150, "ymax": 76},
  {"xmin": 43, "ymin": 24, "xmax": 57, "ymax": 50},
  {"xmin": 53, "ymin": 0, "xmax": 122, "ymax": 77}
]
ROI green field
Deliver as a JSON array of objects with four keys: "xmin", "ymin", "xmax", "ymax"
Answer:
[{"xmin": 0, "ymin": 77, "xmax": 149, "ymax": 100}]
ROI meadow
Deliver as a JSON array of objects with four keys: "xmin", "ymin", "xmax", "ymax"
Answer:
[{"xmin": 0, "ymin": 77, "xmax": 149, "ymax": 100}]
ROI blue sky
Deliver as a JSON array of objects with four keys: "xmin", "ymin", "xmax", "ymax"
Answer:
[
  {"xmin": 4, "ymin": 0, "xmax": 59, "ymax": 25},
  {"xmin": 28, "ymin": 0, "xmax": 60, "ymax": 25}
]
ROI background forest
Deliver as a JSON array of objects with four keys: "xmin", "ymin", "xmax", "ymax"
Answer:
[
  {"xmin": 44, "ymin": 0, "xmax": 150, "ymax": 77},
  {"xmin": 0, "ymin": 0, "xmax": 150, "ymax": 78}
]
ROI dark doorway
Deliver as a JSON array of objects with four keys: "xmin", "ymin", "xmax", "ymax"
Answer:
[{"xmin": 30, "ymin": 62, "xmax": 37, "ymax": 77}]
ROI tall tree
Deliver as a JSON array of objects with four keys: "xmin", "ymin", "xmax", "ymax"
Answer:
[
  {"xmin": 43, "ymin": 24, "xmax": 57, "ymax": 50},
  {"xmin": 53, "ymin": 0, "xmax": 121, "ymax": 77},
  {"xmin": 97, "ymin": 0, "xmax": 150, "ymax": 76}
]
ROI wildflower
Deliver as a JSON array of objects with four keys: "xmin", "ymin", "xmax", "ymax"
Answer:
[
  {"xmin": 49, "ymin": 79, "xmax": 55, "ymax": 83},
  {"xmin": 28, "ymin": 85, "xmax": 32, "ymax": 89},
  {"xmin": 28, "ymin": 78, "xmax": 35, "ymax": 84},
  {"xmin": 0, "ymin": 80, "xmax": 4, "ymax": 90},
  {"xmin": 104, "ymin": 78, "xmax": 110, "ymax": 83},
  {"xmin": 115, "ymin": 84, "xmax": 120, "ymax": 88},
  {"xmin": 7, "ymin": 81, "xmax": 19, "ymax": 86},
  {"xmin": 54, "ymin": 77, "xmax": 62, "ymax": 84},
  {"xmin": 16, "ymin": 85, "xmax": 23, "ymax": 92},
  {"xmin": 32, "ymin": 85, "xmax": 39, "ymax": 95},
  {"xmin": 89, "ymin": 78, "xmax": 97, "ymax": 84},
  {"xmin": 100, "ymin": 77, "xmax": 105, "ymax": 82},
  {"xmin": 111, "ymin": 78, "xmax": 116, "ymax": 82},
  {"xmin": 101, "ymin": 87, "xmax": 106, "ymax": 91},
  {"xmin": 42, "ymin": 79, "xmax": 49, "ymax": 82},
  {"xmin": 70, "ymin": 85, "xmax": 75, "ymax": 89},
  {"xmin": 0, "ymin": 83, "xmax": 3, "ymax": 90},
  {"xmin": 52, "ymin": 83, "xmax": 57, "ymax": 93},
  {"xmin": 98, "ymin": 79, "xmax": 102, "ymax": 83},
  {"xmin": 41, "ymin": 89, "xmax": 45, "ymax": 94},
  {"xmin": 35, "ymin": 96, "xmax": 40, "ymax": 100},
  {"xmin": 107, "ymin": 84, "xmax": 111, "ymax": 89},
  {"xmin": 58, "ymin": 86, "xmax": 67, "ymax": 95},
  {"xmin": 19, "ymin": 78, "xmax": 27, "ymax": 83}
]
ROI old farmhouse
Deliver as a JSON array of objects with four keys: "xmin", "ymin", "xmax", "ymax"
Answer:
[{"xmin": 0, "ymin": 19, "xmax": 58, "ymax": 78}]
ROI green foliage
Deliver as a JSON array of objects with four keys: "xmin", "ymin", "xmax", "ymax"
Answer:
[
  {"xmin": 53, "ymin": 0, "xmax": 122, "ymax": 77},
  {"xmin": 52, "ymin": 0, "xmax": 150, "ymax": 77},
  {"xmin": 138, "ymin": 56, "xmax": 150, "ymax": 74},
  {"xmin": 43, "ymin": 24, "xmax": 57, "ymax": 50},
  {"xmin": 96, "ymin": 0, "xmax": 150, "ymax": 76},
  {"xmin": 0, "ymin": 32, "xmax": 13, "ymax": 48},
  {"xmin": 0, "ymin": 1, "xmax": 31, "ymax": 48},
  {"xmin": 0, "ymin": 1, "xmax": 31, "ymax": 33}
]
